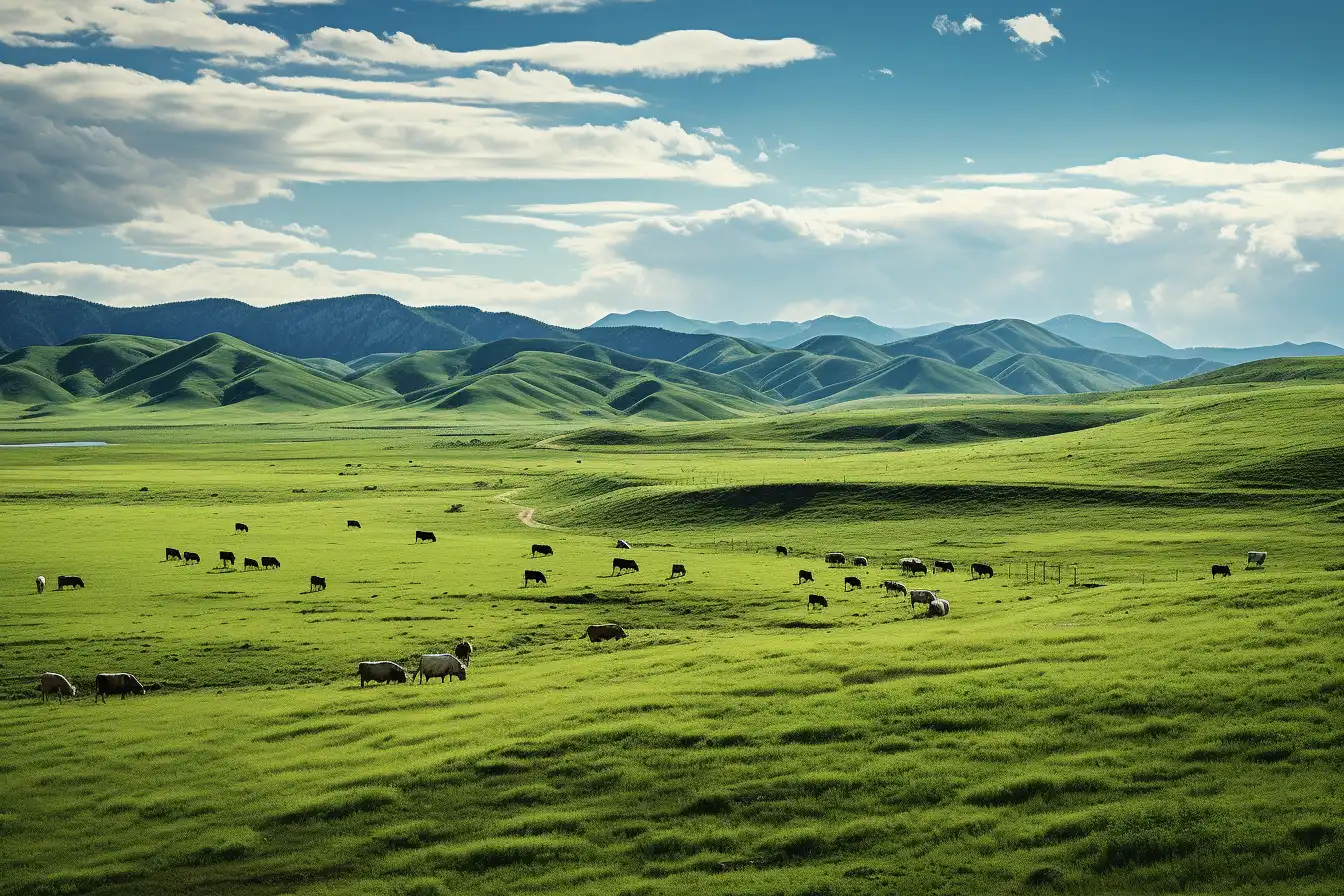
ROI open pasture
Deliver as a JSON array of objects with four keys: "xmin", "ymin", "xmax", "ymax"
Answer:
[{"xmin": 1, "ymin": 384, "xmax": 1342, "ymax": 895}]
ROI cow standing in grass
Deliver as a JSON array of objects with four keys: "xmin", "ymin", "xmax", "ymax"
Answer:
[
  {"xmin": 347, "ymin": 520, "xmax": 361, "ymax": 529},
  {"xmin": 262, "ymin": 556, "xmax": 280, "ymax": 570},
  {"xmin": 415, "ymin": 654, "xmax": 467, "ymax": 684},
  {"xmin": 927, "ymin": 599, "xmax": 950, "ymax": 618},
  {"xmin": 415, "ymin": 530, "xmax": 436, "ymax": 544},
  {"xmin": 243, "ymin": 558, "xmax": 259, "ymax": 571},
  {"xmin": 358, "ymin": 661, "xmax": 406, "ymax": 686},
  {"xmin": 808, "ymin": 594, "xmax": 828, "ymax": 611},
  {"xmin": 934, "ymin": 560, "xmax": 955, "ymax": 574},
  {"xmin": 776, "ymin": 546, "xmax": 789, "ymax": 557},
  {"xmin": 35, "ymin": 575, "xmax": 44, "ymax": 594},
  {"xmin": 971, "ymin": 563, "xmax": 993, "ymax": 579},
  {"xmin": 670, "ymin": 564, "xmax": 687, "ymax": 578},
  {"xmin": 57, "ymin": 576, "xmax": 84, "ymax": 590},
  {"xmin": 532, "ymin": 544, "xmax": 554, "ymax": 557},
  {"xmin": 909, "ymin": 589, "xmax": 938, "ymax": 610},
  {"xmin": 1212, "ymin": 565, "xmax": 1232, "ymax": 578},
  {"xmin": 235, "ymin": 523, "xmax": 248, "ymax": 534},
  {"xmin": 612, "ymin": 558, "xmax": 639, "ymax": 576},
  {"xmin": 310, "ymin": 575, "xmax": 326, "ymax": 591},
  {"xmin": 183, "ymin": 552, "xmax": 200, "ymax": 565},
  {"xmin": 883, "ymin": 580, "xmax": 907, "ymax": 597},
  {"xmin": 166, "ymin": 548, "xmax": 181, "ymax": 562},
  {"xmin": 825, "ymin": 553, "xmax": 846, "ymax": 566},
  {"xmin": 844, "ymin": 576, "xmax": 862, "ymax": 591},
  {"xmin": 797, "ymin": 570, "xmax": 814, "ymax": 585},
  {"xmin": 524, "ymin": 570, "xmax": 547, "ymax": 586},
  {"xmin": 220, "ymin": 551, "xmax": 235, "ymax": 567},
  {"xmin": 95, "ymin": 672, "xmax": 145, "ymax": 702},
  {"xmin": 587, "ymin": 624, "xmax": 626, "ymax": 643},
  {"xmin": 39, "ymin": 672, "xmax": 75, "ymax": 703}
]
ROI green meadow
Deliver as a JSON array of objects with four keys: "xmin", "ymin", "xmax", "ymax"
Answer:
[{"xmin": 1, "ymin": 374, "xmax": 1342, "ymax": 896}]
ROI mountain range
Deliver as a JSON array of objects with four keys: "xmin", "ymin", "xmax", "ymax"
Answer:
[
  {"xmin": 1037, "ymin": 314, "xmax": 1344, "ymax": 365},
  {"xmin": 588, "ymin": 309, "xmax": 950, "ymax": 347},
  {"xmin": 1, "ymin": 291, "xmax": 1339, "ymax": 420}
]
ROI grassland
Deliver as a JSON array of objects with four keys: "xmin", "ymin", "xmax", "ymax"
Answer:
[{"xmin": 1, "ymin": 376, "xmax": 1341, "ymax": 896}]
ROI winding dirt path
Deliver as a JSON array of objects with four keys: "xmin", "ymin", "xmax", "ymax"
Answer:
[{"xmin": 496, "ymin": 489, "xmax": 552, "ymax": 530}]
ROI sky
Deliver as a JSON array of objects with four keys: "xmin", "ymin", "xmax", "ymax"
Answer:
[{"xmin": 1, "ymin": 1, "xmax": 1342, "ymax": 346}]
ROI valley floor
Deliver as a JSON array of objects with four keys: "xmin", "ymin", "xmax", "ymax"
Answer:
[{"xmin": 1, "ymin": 386, "xmax": 1341, "ymax": 896}]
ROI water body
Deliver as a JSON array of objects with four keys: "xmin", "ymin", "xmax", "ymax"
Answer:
[{"xmin": 0, "ymin": 441, "xmax": 110, "ymax": 448}]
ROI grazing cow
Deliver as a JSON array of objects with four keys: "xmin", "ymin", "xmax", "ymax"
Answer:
[
  {"xmin": 825, "ymin": 553, "xmax": 846, "ymax": 566},
  {"xmin": 357, "ymin": 661, "xmax": 407, "ymax": 687},
  {"xmin": 671, "ymin": 564, "xmax": 687, "ymax": 578},
  {"xmin": 235, "ymin": 523, "xmax": 249, "ymax": 534},
  {"xmin": 415, "ymin": 654, "xmax": 467, "ymax": 684},
  {"xmin": 454, "ymin": 641, "xmax": 473, "ymax": 664},
  {"xmin": 776, "ymin": 546, "xmax": 789, "ymax": 557},
  {"xmin": 1211, "ymin": 564, "xmax": 1232, "ymax": 578},
  {"xmin": 899, "ymin": 557, "xmax": 922, "ymax": 570},
  {"xmin": 243, "ymin": 558, "xmax": 260, "ymax": 571},
  {"xmin": 612, "ymin": 558, "xmax": 639, "ymax": 575},
  {"xmin": 56, "ymin": 575, "xmax": 84, "ymax": 590},
  {"xmin": 95, "ymin": 672, "xmax": 145, "ymax": 702},
  {"xmin": 971, "ymin": 563, "xmax": 994, "ymax": 579},
  {"xmin": 1247, "ymin": 551, "xmax": 1267, "ymax": 567},
  {"xmin": 908, "ymin": 589, "xmax": 938, "ymax": 609},
  {"xmin": 415, "ymin": 530, "xmax": 436, "ymax": 544},
  {"xmin": 310, "ymin": 575, "xmax": 327, "ymax": 591},
  {"xmin": 183, "ymin": 551, "xmax": 200, "ymax": 565},
  {"xmin": 927, "ymin": 598, "xmax": 950, "ymax": 618},
  {"xmin": 39, "ymin": 672, "xmax": 76, "ymax": 703},
  {"xmin": 883, "ymin": 580, "xmax": 907, "ymax": 597},
  {"xmin": 808, "ymin": 594, "xmax": 829, "ymax": 611},
  {"xmin": 347, "ymin": 520, "xmax": 361, "ymax": 529},
  {"xmin": 853, "ymin": 557, "xmax": 868, "ymax": 567},
  {"xmin": 844, "ymin": 576, "xmax": 862, "ymax": 591},
  {"xmin": 797, "ymin": 570, "xmax": 814, "ymax": 585},
  {"xmin": 616, "ymin": 539, "xmax": 631, "ymax": 550},
  {"xmin": 587, "ymin": 623, "xmax": 627, "ymax": 643},
  {"xmin": 166, "ymin": 548, "xmax": 182, "ymax": 562},
  {"xmin": 262, "ymin": 556, "xmax": 280, "ymax": 570},
  {"xmin": 934, "ymin": 560, "xmax": 955, "ymax": 574},
  {"xmin": 36, "ymin": 575, "xmax": 44, "ymax": 594},
  {"xmin": 532, "ymin": 544, "xmax": 554, "ymax": 557},
  {"xmin": 219, "ymin": 551, "xmax": 235, "ymax": 567},
  {"xmin": 906, "ymin": 561, "xmax": 928, "ymax": 576},
  {"xmin": 524, "ymin": 570, "xmax": 548, "ymax": 586}
]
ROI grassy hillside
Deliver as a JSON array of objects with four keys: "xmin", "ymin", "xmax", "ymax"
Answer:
[
  {"xmin": 975, "ymin": 353, "xmax": 1139, "ymax": 395},
  {"xmin": 1, "ymin": 378, "xmax": 1341, "ymax": 896},
  {"xmin": 792, "ymin": 334, "xmax": 891, "ymax": 364},
  {"xmin": 796, "ymin": 355, "xmax": 1015, "ymax": 405},
  {"xmin": 0, "ymin": 334, "xmax": 183, "ymax": 400},
  {"xmin": 1154, "ymin": 356, "xmax": 1344, "ymax": 388},
  {"xmin": 100, "ymin": 333, "xmax": 384, "ymax": 409}
]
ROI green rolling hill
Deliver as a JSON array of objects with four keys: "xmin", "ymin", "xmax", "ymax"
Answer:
[
  {"xmin": 0, "ymin": 334, "xmax": 182, "ymax": 402},
  {"xmin": 795, "ymin": 355, "xmax": 1015, "ymax": 405},
  {"xmin": 974, "ymin": 353, "xmax": 1140, "ymax": 395},
  {"xmin": 791, "ymin": 334, "xmax": 892, "ymax": 364},
  {"xmin": 1152, "ymin": 355, "xmax": 1344, "ymax": 389}
]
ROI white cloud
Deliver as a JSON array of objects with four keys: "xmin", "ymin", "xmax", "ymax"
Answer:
[
  {"xmin": 1065, "ymin": 154, "xmax": 1344, "ymax": 186},
  {"xmin": 112, "ymin": 209, "xmax": 334, "ymax": 264},
  {"xmin": 340, "ymin": 249, "xmax": 377, "ymax": 259},
  {"xmin": 295, "ymin": 28, "xmax": 827, "ymax": 77},
  {"xmin": 1091, "ymin": 287, "xmax": 1134, "ymax": 320},
  {"xmin": 0, "ymin": 0, "xmax": 289, "ymax": 57},
  {"xmin": 468, "ymin": 214, "xmax": 588, "ymax": 233},
  {"xmin": 696, "ymin": 126, "xmax": 725, "ymax": 138},
  {"xmin": 932, "ymin": 14, "xmax": 984, "ymax": 36},
  {"xmin": 1315, "ymin": 147, "xmax": 1344, "ymax": 161},
  {"xmin": 1051, "ymin": 7, "xmax": 1062, "ymax": 16},
  {"xmin": 261, "ymin": 65, "xmax": 645, "ymax": 106},
  {"xmin": 0, "ymin": 61, "xmax": 762, "ymax": 229},
  {"xmin": 964, "ymin": 156, "xmax": 975, "ymax": 165},
  {"xmin": 282, "ymin": 222, "xmax": 329, "ymax": 239},
  {"xmin": 1001, "ymin": 13, "xmax": 1063, "ymax": 57},
  {"xmin": 876, "ymin": 68, "xmax": 894, "ymax": 76},
  {"xmin": 463, "ymin": 0, "xmax": 647, "ymax": 10},
  {"xmin": 404, "ymin": 232, "xmax": 525, "ymax": 255}
]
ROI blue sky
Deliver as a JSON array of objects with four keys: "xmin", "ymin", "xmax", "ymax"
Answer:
[{"xmin": 1, "ymin": 1, "xmax": 1341, "ymax": 346}]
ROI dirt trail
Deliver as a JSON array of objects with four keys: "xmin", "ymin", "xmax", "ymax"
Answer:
[{"xmin": 496, "ymin": 490, "xmax": 551, "ymax": 530}]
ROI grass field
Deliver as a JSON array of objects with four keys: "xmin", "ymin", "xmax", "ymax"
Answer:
[{"xmin": 1, "ymin": 379, "xmax": 1342, "ymax": 896}]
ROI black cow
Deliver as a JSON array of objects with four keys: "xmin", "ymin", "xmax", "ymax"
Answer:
[
  {"xmin": 853, "ymin": 557, "xmax": 868, "ymax": 567},
  {"xmin": 797, "ymin": 570, "xmax": 814, "ymax": 585},
  {"xmin": 95, "ymin": 672, "xmax": 145, "ymax": 702},
  {"xmin": 524, "ymin": 570, "xmax": 547, "ymax": 586},
  {"xmin": 808, "ymin": 594, "xmax": 828, "ymax": 611},
  {"xmin": 776, "ymin": 545, "xmax": 789, "ymax": 557},
  {"xmin": 613, "ymin": 558, "xmax": 639, "ymax": 575},
  {"xmin": 934, "ymin": 560, "xmax": 955, "ymax": 574},
  {"xmin": 165, "ymin": 548, "xmax": 182, "ymax": 562},
  {"xmin": 415, "ymin": 530, "xmax": 436, "ymax": 544},
  {"xmin": 310, "ymin": 575, "xmax": 327, "ymax": 591},
  {"xmin": 844, "ymin": 576, "xmax": 862, "ymax": 591},
  {"xmin": 235, "ymin": 523, "xmax": 249, "ymax": 534},
  {"xmin": 971, "ymin": 563, "xmax": 994, "ymax": 579},
  {"xmin": 825, "ymin": 552, "xmax": 846, "ymax": 566},
  {"xmin": 183, "ymin": 551, "xmax": 201, "ymax": 565},
  {"xmin": 454, "ymin": 641, "xmax": 473, "ymax": 663},
  {"xmin": 220, "ymin": 551, "xmax": 235, "ymax": 567},
  {"xmin": 1211, "ymin": 564, "xmax": 1232, "ymax": 578},
  {"xmin": 56, "ymin": 575, "xmax": 84, "ymax": 590},
  {"xmin": 532, "ymin": 544, "xmax": 554, "ymax": 557},
  {"xmin": 262, "ymin": 556, "xmax": 280, "ymax": 570},
  {"xmin": 243, "ymin": 558, "xmax": 260, "ymax": 571},
  {"xmin": 671, "ymin": 564, "xmax": 687, "ymax": 578},
  {"xmin": 907, "ymin": 561, "xmax": 929, "ymax": 576},
  {"xmin": 347, "ymin": 520, "xmax": 361, "ymax": 529}
]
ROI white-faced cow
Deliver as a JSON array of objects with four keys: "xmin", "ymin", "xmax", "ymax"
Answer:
[
  {"xmin": 524, "ymin": 570, "xmax": 547, "ymax": 586},
  {"xmin": 358, "ymin": 661, "xmax": 407, "ymax": 686},
  {"xmin": 95, "ymin": 672, "xmax": 145, "ymax": 702},
  {"xmin": 587, "ymin": 623, "xmax": 627, "ymax": 643},
  {"xmin": 39, "ymin": 672, "xmax": 76, "ymax": 702}
]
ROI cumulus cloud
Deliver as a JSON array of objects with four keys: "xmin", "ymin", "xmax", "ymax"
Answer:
[
  {"xmin": 260, "ymin": 65, "xmax": 645, "ymax": 106},
  {"xmin": 464, "ymin": 0, "xmax": 648, "ymax": 10},
  {"xmin": 282, "ymin": 222, "xmax": 329, "ymax": 238},
  {"xmin": 932, "ymin": 14, "xmax": 984, "ymax": 36},
  {"xmin": 404, "ymin": 233, "xmax": 525, "ymax": 255},
  {"xmin": 0, "ymin": 0, "xmax": 289, "ymax": 57},
  {"xmin": 1315, "ymin": 147, "xmax": 1344, "ymax": 162},
  {"xmin": 294, "ymin": 28, "xmax": 827, "ymax": 77},
  {"xmin": 1001, "ymin": 13, "xmax": 1063, "ymax": 57},
  {"xmin": 112, "ymin": 209, "xmax": 335, "ymax": 264},
  {"xmin": 515, "ymin": 201, "xmax": 678, "ymax": 217},
  {"xmin": 0, "ymin": 61, "xmax": 762, "ymax": 229}
]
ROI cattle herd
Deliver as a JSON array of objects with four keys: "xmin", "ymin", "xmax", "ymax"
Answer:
[{"xmin": 25, "ymin": 516, "xmax": 1269, "ymax": 703}]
